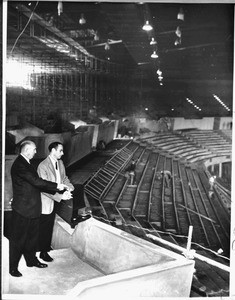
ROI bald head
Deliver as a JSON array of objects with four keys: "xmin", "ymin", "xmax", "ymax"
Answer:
[{"xmin": 20, "ymin": 140, "xmax": 37, "ymax": 160}]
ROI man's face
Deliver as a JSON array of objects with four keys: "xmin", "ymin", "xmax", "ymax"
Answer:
[
  {"xmin": 26, "ymin": 143, "xmax": 37, "ymax": 160},
  {"xmin": 53, "ymin": 144, "xmax": 64, "ymax": 160}
]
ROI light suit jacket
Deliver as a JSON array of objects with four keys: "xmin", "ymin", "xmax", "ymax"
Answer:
[{"xmin": 37, "ymin": 156, "xmax": 74, "ymax": 214}]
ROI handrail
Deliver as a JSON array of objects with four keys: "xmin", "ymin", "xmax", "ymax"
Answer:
[
  {"xmin": 185, "ymin": 167, "xmax": 210, "ymax": 246},
  {"xmin": 178, "ymin": 162, "xmax": 192, "ymax": 226},
  {"xmin": 85, "ymin": 142, "xmax": 138, "ymax": 200},
  {"xmin": 197, "ymin": 169, "xmax": 230, "ymax": 240},
  {"xmin": 131, "ymin": 151, "xmax": 151, "ymax": 215},
  {"xmin": 146, "ymin": 233, "xmax": 230, "ymax": 273},
  {"xmin": 147, "ymin": 153, "xmax": 160, "ymax": 223},
  {"xmin": 100, "ymin": 146, "xmax": 140, "ymax": 200},
  {"xmin": 215, "ymin": 181, "xmax": 231, "ymax": 197},
  {"xmin": 115, "ymin": 178, "xmax": 129, "ymax": 209},
  {"xmin": 161, "ymin": 156, "xmax": 167, "ymax": 231},
  {"xmin": 171, "ymin": 157, "xmax": 180, "ymax": 233},
  {"xmin": 191, "ymin": 169, "xmax": 223, "ymax": 247},
  {"xmin": 85, "ymin": 141, "xmax": 133, "ymax": 187}
]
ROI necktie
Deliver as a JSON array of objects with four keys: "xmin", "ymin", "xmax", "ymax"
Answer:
[{"xmin": 55, "ymin": 162, "xmax": 58, "ymax": 170}]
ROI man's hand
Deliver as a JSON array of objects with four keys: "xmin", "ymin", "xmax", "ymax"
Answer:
[
  {"xmin": 57, "ymin": 183, "xmax": 69, "ymax": 191},
  {"xmin": 61, "ymin": 190, "xmax": 72, "ymax": 200}
]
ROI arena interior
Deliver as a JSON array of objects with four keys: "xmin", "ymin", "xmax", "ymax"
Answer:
[{"xmin": 1, "ymin": 1, "xmax": 234, "ymax": 299}]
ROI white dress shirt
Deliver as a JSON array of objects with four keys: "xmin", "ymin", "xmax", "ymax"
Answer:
[{"xmin": 49, "ymin": 156, "xmax": 61, "ymax": 184}]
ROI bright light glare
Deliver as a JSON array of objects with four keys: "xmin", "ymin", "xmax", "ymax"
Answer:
[
  {"xmin": 142, "ymin": 21, "xmax": 153, "ymax": 31},
  {"xmin": 156, "ymin": 69, "xmax": 162, "ymax": 76},
  {"xmin": 6, "ymin": 59, "xmax": 44, "ymax": 90}
]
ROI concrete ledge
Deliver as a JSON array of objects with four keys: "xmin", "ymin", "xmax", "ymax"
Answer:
[
  {"xmin": 68, "ymin": 260, "xmax": 194, "ymax": 298},
  {"xmin": 69, "ymin": 217, "xmax": 195, "ymax": 298},
  {"xmin": 4, "ymin": 217, "xmax": 195, "ymax": 298}
]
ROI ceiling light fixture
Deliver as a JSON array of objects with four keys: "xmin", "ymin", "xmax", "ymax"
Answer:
[
  {"xmin": 150, "ymin": 37, "xmax": 157, "ymax": 45},
  {"xmin": 174, "ymin": 37, "xmax": 181, "ymax": 46},
  {"xmin": 151, "ymin": 51, "xmax": 158, "ymax": 58},
  {"xmin": 57, "ymin": 1, "xmax": 63, "ymax": 16},
  {"xmin": 177, "ymin": 8, "xmax": 184, "ymax": 21},
  {"xmin": 175, "ymin": 26, "xmax": 181, "ymax": 38},
  {"xmin": 142, "ymin": 20, "xmax": 153, "ymax": 31},
  {"xmin": 94, "ymin": 31, "xmax": 99, "ymax": 41},
  {"xmin": 156, "ymin": 69, "xmax": 162, "ymax": 76},
  {"xmin": 79, "ymin": 13, "xmax": 86, "ymax": 25}
]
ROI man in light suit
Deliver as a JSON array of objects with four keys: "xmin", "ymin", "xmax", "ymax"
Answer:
[
  {"xmin": 37, "ymin": 141, "xmax": 74, "ymax": 262},
  {"xmin": 10, "ymin": 140, "xmax": 68, "ymax": 277}
]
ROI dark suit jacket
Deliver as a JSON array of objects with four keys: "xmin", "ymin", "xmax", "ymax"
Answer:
[{"xmin": 11, "ymin": 155, "xmax": 58, "ymax": 218}]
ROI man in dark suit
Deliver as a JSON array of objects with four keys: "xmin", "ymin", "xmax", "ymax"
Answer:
[{"xmin": 10, "ymin": 140, "xmax": 68, "ymax": 277}]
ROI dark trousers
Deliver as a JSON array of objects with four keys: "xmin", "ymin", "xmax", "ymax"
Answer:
[
  {"xmin": 38, "ymin": 210, "xmax": 55, "ymax": 253},
  {"xmin": 4, "ymin": 211, "xmax": 12, "ymax": 239},
  {"xmin": 9, "ymin": 209, "xmax": 39, "ymax": 270}
]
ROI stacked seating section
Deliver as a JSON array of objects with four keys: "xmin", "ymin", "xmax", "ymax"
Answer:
[{"xmin": 84, "ymin": 131, "xmax": 231, "ymax": 296}]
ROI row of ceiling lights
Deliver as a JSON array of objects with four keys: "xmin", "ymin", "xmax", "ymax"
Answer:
[
  {"xmin": 156, "ymin": 69, "xmax": 163, "ymax": 86},
  {"xmin": 142, "ymin": 8, "xmax": 184, "ymax": 55},
  {"xmin": 57, "ymin": 2, "xmax": 186, "ymax": 71},
  {"xmin": 58, "ymin": 1, "xmax": 184, "ymax": 58},
  {"xmin": 142, "ymin": 20, "xmax": 161, "ymax": 84},
  {"xmin": 186, "ymin": 97, "xmax": 202, "ymax": 111},
  {"xmin": 141, "ymin": 8, "xmax": 230, "ymax": 112},
  {"xmin": 56, "ymin": 1, "xmax": 231, "ymax": 106},
  {"xmin": 175, "ymin": 8, "xmax": 184, "ymax": 46},
  {"xmin": 55, "ymin": 3, "xmax": 231, "ymax": 114},
  {"xmin": 213, "ymin": 94, "xmax": 230, "ymax": 111},
  {"xmin": 11, "ymin": 2, "xmax": 232, "ymax": 115},
  {"xmin": 186, "ymin": 94, "xmax": 230, "ymax": 112},
  {"xmin": 142, "ymin": 8, "xmax": 184, "ymax": 86}
]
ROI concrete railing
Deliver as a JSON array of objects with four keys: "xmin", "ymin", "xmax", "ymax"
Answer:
[{"xmin": 52, "ymin": 216, "xmax": 195, "ymax": 298}]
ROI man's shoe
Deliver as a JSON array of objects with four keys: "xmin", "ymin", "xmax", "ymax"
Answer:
[
  {"xmin": 10, "ymin": 269, "xmax": 22, "ymax": 277},
  {"xmin": 71, "ymin": 214, "xmax": 91, "ymax": 228},
  {"xmin": 78, "ymin": 207, "xmax": 92, "ymax": 217},
  {"xmin": 27, "ymin": 259, "xmax": 48, "ymax": 268},
  {"xmin": 84, "ymin": 207, "xmax": 92, "ymax": 215},
  {"xmin": 40, "ymin": 252, "xmax": 53, "ymax": 262}
]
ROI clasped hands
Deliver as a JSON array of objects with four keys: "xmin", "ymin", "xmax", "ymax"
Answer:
[
  {"xmin": 57, "ymin": 183, "xmax": 73, "ymax": 200},
  {"xmin": 61, "ymin": 190, "xmax": 72, "ymax": 200},
  {"xmin": 57, "ymin": 183, "xmax": 69, "ymax": 191}
]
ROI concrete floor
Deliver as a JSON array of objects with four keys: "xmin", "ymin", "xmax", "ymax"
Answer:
[{"xmin": 7, "ymin": 248, "xmax": 103, "ymax": 295}]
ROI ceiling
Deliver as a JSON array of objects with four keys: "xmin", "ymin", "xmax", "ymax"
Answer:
[{"xmin": 6, "ymin": 1, "xmax": 234, "ymax": 116}]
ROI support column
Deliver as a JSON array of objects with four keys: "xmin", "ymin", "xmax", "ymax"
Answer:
[{"xmin": 219, "ymin": 163, "xmax": 222, "ymax": 178}]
